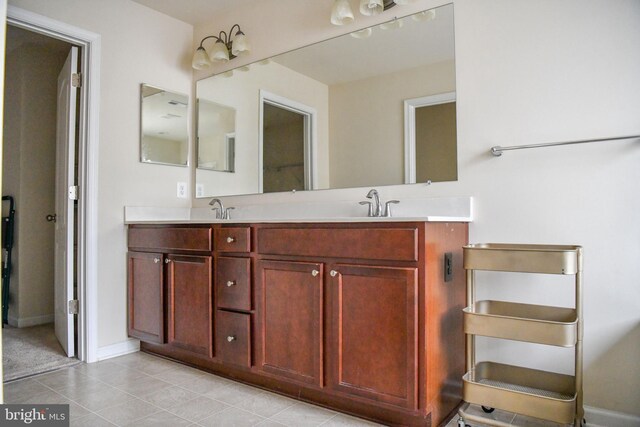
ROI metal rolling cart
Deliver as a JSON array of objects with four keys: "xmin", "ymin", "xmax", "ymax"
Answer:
[{"xmin": 458, "ymin": 244, "xmax": 584, "ymax": 427}]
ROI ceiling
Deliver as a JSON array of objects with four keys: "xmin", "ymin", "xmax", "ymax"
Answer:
[{"xmin": 130, "ymin": 0, "xmax": 257, "ymax": 26}]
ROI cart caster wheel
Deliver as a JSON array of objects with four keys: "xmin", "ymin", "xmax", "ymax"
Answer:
[
  {"xmin": 481, "ymin": 406, "xmax": 495, "ymax": 413},
  {"xmin": 457, "ymin": 419, "xmax": 469, "ymax": 427}
]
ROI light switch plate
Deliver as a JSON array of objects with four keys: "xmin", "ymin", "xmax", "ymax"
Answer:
[
  {"xmin": 177, "ymin": 182, "xmax": 188, "ymax": 198},
  {"xmin": 196, "ymin": 184, "xmax": 204, "ymax": 198}
]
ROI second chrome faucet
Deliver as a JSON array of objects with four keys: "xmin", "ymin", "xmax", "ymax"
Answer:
[
  {"xmin": 209, "ymin": 198, "xmax": 235, "ymax": 220},
  {"xmin": 359, "ymin": 189, "xmax": 399, "ymax": 218}
]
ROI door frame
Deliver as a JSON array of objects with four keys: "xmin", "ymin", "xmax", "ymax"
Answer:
[
  {"xmin": 259, "ymin": 90, "xmax": 317, "ymax": 192},
  {"xmin": 7, "ymin": 6, "xmax": 101, "ymax": 363},
  {"xmin": 403, "ymin": 91, "xmax": 456, "ymax": 184}
]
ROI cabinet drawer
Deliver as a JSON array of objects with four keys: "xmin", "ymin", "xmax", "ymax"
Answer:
[
  {"xmin": 216, "ymin": 257, "xmax": 251, "ymax": 311},
  {"xmin": 215, "ymin": 227, "xmax": 251, "ymax": 252},
  {"xmin": 258, "ymin": 227, "xmax": 418, "ymax": 261},
  {"xmin": 129, "ymin": 226, "xmax": 212, "ymax": 252},
  {"xmin": 216, "ymin": 310, "xmax": 251, "ymax": 367}
]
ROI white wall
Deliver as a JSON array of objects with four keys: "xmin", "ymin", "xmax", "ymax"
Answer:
[
  {"xmin": 7, "ymin": 0, "xmax": 194, "ymax": 348},
  {"xmin": 193, "ymin": 0, "xmax": 640, "ymax": 416}
]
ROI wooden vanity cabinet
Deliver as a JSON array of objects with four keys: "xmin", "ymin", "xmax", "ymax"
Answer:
[
  {"xmin": 127, "ymin": 225, "xmax": 214, "ymax": 357},
  {"xmin": 131, "ymin": 221, "xmax": 468, "ymax": 427}
]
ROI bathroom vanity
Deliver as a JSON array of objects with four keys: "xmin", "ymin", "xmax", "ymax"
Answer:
[{"xmin": 127, "ymin": 219, "xmax": 468, "ymax": 426}]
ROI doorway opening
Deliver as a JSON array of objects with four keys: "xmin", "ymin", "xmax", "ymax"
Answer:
[
  {"xmin": 1, "ymin": 24, "xmax": 81, "ymax": 381},
  {"xmin": 259, "ymin": 90, "xmax": 317, "ymax": 193}
]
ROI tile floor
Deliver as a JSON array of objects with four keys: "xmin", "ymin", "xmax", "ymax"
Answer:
[{"xmin": 3, "ymin": 351, "xmax": 566, "ymax": 427}]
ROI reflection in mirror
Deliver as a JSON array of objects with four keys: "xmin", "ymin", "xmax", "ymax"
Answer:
[
  {"xmin": 196, "ymin": 4, "xmax": 455, "ymax": 198},
  {"xmin": 197, "ymin": 100, "xmax": 236, "ymax": 172},
  {"xmin": 140, "ymin": 84, "xmax": 188, "ymax": 166}
]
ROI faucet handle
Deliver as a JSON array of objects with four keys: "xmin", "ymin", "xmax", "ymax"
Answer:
[
  {"xmin": 359, "ymin": 201, "xmax": 374, "ymax": 217},
  {"xmin": 383, "ymin": 200, "xmax": 400, "ymax": 217},
  {"xmin": 223, "ymin": 207, "xmax": 235, "ymax": 220},
  {"xmin": 211, "ymin": 207, "xmax": 221, "ymax": 219}
]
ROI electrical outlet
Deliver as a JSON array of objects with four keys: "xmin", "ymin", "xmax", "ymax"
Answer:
[
  {"xmin": 177, "ymin": 182, "xmax": 188, "ymax": 198},
  {"xmin": 196, "ymin": 184, "xmax": 204, "ymax": 198}
]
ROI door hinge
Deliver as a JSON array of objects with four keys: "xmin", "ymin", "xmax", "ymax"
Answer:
[
  {"xmin": 68, "ymin": 300, "xmax": 79, "ymax": 315},
  {"xmin": 68, "ymin": 185, "xmax": 79, "ymax": 200},
  {"xmin": 72, "ymin": 73, "xmax": 82, "ymax": 88}
]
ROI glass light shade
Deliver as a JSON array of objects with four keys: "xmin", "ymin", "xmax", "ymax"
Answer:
[
  {"xmin": 209, "ymin": 40, "xmax": 230, "ymax": 62},
  {"xmin": 192, "ymin": 47, "xmax": 211, "ymax": 70},
  {"xmin": 412, "ymin": 9, "xmax": 436, "ymax": 22},
  {"xmin": 350, "ymin": 28, "xmax": 373, "ymax": 39},
  {"xmin": 359, "ymin": 0, "xmax": 383, "ymax": 16},
  {"xmin": 231, "ymin": 32, "xmax": 251, "ymax": 56},
  {"xmin": 331, "ymin": 0, "xmax": 354, "ymax": 26}
]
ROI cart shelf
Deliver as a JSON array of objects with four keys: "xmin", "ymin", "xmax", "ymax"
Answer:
[
  {"xmin": 464, "ymin": 300, "xmax": 577, "ymax": 346},
  {"xmin": 463, "ymin": 243, "xmax": 581, "ymax": 274},
  {"xmin": 463, "ymin": 362, "xmax": 576, "ymax": 424}
]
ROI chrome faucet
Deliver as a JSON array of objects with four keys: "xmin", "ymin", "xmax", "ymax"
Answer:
[
  {"xmin": 359, "ymin": 189, "xmax": 400, "ymax": 217},
  {"xmin": 209, "ymin": 198, "xmax": 235, "ymax": 220}
]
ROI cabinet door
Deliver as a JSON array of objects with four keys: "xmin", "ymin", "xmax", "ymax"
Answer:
[
  {"xmin": 167, "ymin": 255, "xmax": 213, "ymax": 357},
  {"xmin": 328, "ymin": 264, "xmax": 418, "ymax": 409},
  {"xmin": 128, "ymin": 251, "xmax": 164, "ymax": 344},
  {"xmin": 256, "ymin": 260, "xmax": 323, "ymax": 386}
]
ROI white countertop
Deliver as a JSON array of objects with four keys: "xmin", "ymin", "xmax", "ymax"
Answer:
[{"xmin": 124, "ymin": 196, "xmax": 473, "ymax": 224}]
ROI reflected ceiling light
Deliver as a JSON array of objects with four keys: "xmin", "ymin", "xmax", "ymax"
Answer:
[
  {"xmin": 350, "ymin": 28, "xmax": 373, "ymax": 39},
  {"xmin": 331, "ymin": 0, "xmax": 355, "ymax": 25},
  {"xmin": 192, "ymin": 24, "xmax": 250, "ymax": 70},
  {"xmin": 379, "ymin": 17, "xmax": 404, "ymax": 30},
  {"xmin": 359, "ymin": 0, "xmax": 384, "ymax": 16},
  {"xmin": 412, "ymin": 9, "xmax": 436, "ymax": 21},
  {"xmin": 393, "ymin": 0, "xmax": 417, "ymax": 4}
]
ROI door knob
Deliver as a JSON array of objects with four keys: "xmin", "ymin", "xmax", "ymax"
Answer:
[
  {"xmin": 330, "ymin": 270, "xmax": 338, "ymax": 277},
  {"xmin": 226, "ymin": 236, "xmax": 235, "ymax": 243},
  {"xmin": 46, "ymin": 214, "xmax": 57, "ymax": 222},
  {"xmin": 311, "ymin": 269, "xmax": 319, "ymax": 277},
  {"xmin": 226, "ymin": 280, "xmax": 236, "ymax": 287},
  {"xmin": 153, "ymin": 258, "xmax": 161, "ymax": 264},
  {"xmin": 227, "ymin": 335, "xmax": 236, "ymax": 342}
]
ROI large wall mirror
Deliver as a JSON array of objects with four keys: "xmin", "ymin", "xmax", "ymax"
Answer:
[
  {"xmin": 196, "ymin": 4, "xmax": 455, "ymax": 198},
  {"xmin": 140, "ymin": 84, "xmax": 189, "ymax": 166}
]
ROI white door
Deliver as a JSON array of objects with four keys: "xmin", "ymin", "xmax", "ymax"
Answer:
[{"xmin": 55, "ymin": 46, "xmax": 78, "ymax": 357}]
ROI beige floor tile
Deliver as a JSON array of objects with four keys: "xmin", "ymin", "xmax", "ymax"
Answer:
[
  {"xmin": 34, "ymin": 368, "xmax": 92, "ymax": 389},
  {"xmin": 72, "ymin": 360, "xmax": 122, "ymax": 378},
  {"xmin": 320, "ymin": 413, "xmax": 384, "ymax": 426},
  {"xmin": 55, "ymin": 377, "xmax": 111, "ymax": 400},
  {"xmin": 152, "ymin": 365, "xmax": 208, "ymax": 386},
  {"xmin": 512, "ymin": 415, "xmax": 569, "ymax": 426},
  {"xmin": 198, "ymin": 406, "xmax": 266, "ymax": 427},
  {"xmin": 3, "ymin": 379, "xmax": 53, "ymax": 403},
  {"xmin": 180, "ymin": 374, "xmax": 232, "ymax": 394},
  {"xmin": 130, "ymin": 410, "xmax": 194, "ymax": 427},
  {"xmin": 111, "ymin": 374, "xmax": 173, "ymax": 398},
  {"xmin": 67, "ymin": 402, "xmax": 93, "ymax": 420},
  {"xmin": 166, "ymin": 396, "xmax": 229, "ymax": 422},
  {"xmin": 96, "ymin": 397, "xmax": 160, "ymax": 426},
  {"xmin": 72, "ymin": 386, "xmax": 135, "ymax": 412},
  {"xmin": 270, "ymin": 402, "xmax": 338, "ymax": 427},
  {"xmin": 232, "ymin": 391, "xmax": 297, "ymax": 418},
  {"xmin": 91, "ymin": 366, "xmax": 150, "ymax": 387},
  {"xmin": 201, "ymin": 382, "xmax": 262, "ymax": 406},
  {"xmin": 70, "ymin": 413, "xmax": 117, "ymax": 427},
  {"xmin": 141, "ymin": 385, "xmax": 200, "ymax": 409},
  {"xmin": 255, "ymin": 421, "xmax": 287, "ymax": 427},
  {"xmin": 21, "ymin": 388, "xmax": 71, "ymax": 405}
]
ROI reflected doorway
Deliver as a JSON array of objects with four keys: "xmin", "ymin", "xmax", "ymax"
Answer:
[{"xmin": 259, "ymin": 91, "xmax": 316, "ymax": 193}]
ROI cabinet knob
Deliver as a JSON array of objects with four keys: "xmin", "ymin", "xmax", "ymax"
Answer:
[
  {"xmin": 330, "ymin": 270, "xmax": 338, "ymax": 277},
  {"xmin": 153, "ymin": 258, "xmax": 160, "ymax": 264},
  {"xmin": 165, "ymin": 258, "xmax": 171, "ymax": 264},
  {"xmin": 227, "ymin": 335, "xmax": 236, "ymax": 342},
  {"xmin": 311, "ymin": 269, "xmax": 319, "ymax": 277},
  {"xmin": 226, "ymin": 236, "xmax": 235, "ymax": 243},
  {"xmin": 226, "ymin": 280, "xmax": 236, "ymax": 287}
]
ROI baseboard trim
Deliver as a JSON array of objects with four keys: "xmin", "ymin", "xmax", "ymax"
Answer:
[
  {"xmin": 96, "ymin": 339, "xmax": 140, "ymax": 361},
  {"xmin": 585, "ymin": 405, "xmax": 640, "ymax": 427},
  {"xmin": 7, "ymin": 314, "xmax": 54, "ymax": 328}
]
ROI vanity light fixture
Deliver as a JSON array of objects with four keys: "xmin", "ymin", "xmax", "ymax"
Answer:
[
  {"xmin": 331, "ymin": 0, "xmax": 415, "ymax": 26},
  {"xmin": 192, "ymin": 24, "xmax": 251, "ymax": 70}
]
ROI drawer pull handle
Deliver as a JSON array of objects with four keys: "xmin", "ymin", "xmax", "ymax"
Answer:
[
  {"xmin": 227, "ymin": 335, "xmax": 236, "ymax": 342},
  {"xmin": 311, "ymin": 269, "xmax": 319, "ymax": 277},
  {"xmin": 330, "ymin": 270, "xmax": 338, "ymax": 277},
  {"xmin": 226, "ymin": 236, "xmax": 235, "ymax": 243},
  {"xmin": 226, "ymin": 280, "xmax": 236, "ymax": 287},
  {"xmin": 165, "ymin": 259, "xmax": 171, "ymax": 264},
  {"xmin": 153, "ymin": 258, "xmax": 160, "ymax": 264}
]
